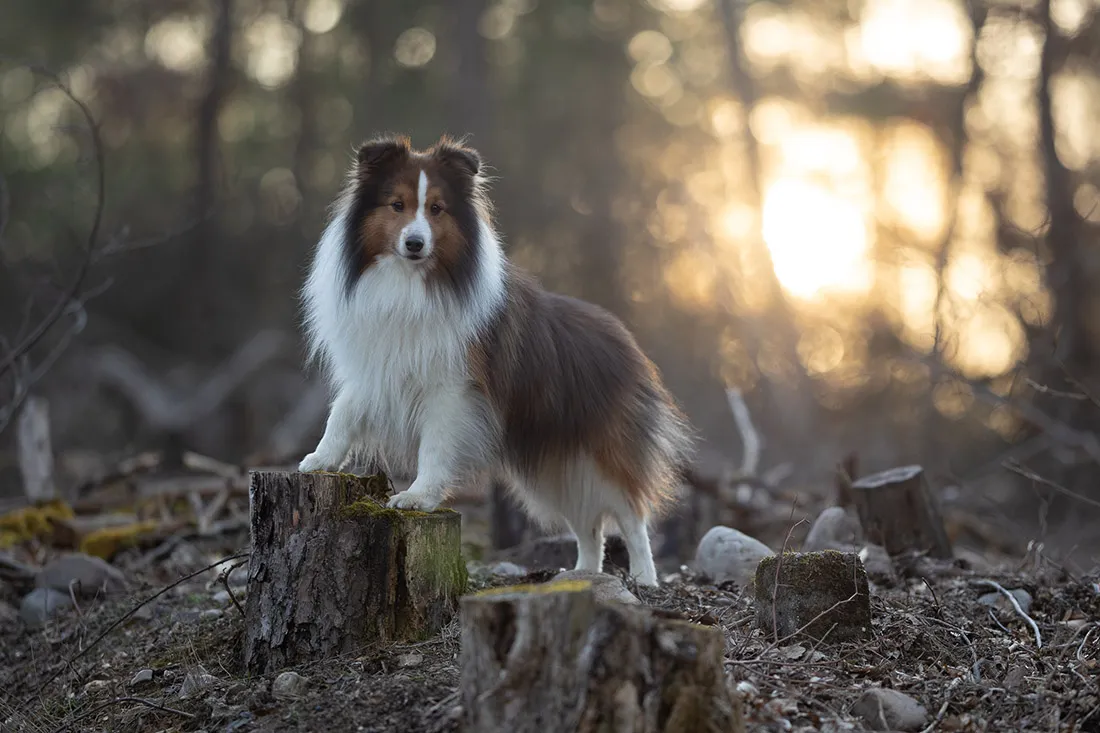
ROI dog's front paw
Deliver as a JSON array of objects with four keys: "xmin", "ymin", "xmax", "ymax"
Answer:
[
  {"xmin": 386, "ymin": 489, "xmax": 442, "ymax": 512},
  {"xmin": 299, "ymin": 452, "xmax": 336, "ymax": 473}
]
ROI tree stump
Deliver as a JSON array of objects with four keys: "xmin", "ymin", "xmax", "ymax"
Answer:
[
  {"xmin": 460, "ymin": 580, "xmax": 743, "ymax": 733},
  {"xmin": 851, "ymin": 465, "xmax": 953, "ymax": 559},
  {"xmin": 243, "ymin": 470, "xmax": 467, "ymax": 674},
  {"xmin": 754, "ymin": 551, "xmax": 872, "ymax": 644}
]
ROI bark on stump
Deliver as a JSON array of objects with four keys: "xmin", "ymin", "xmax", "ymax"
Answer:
[
  {"xmin": 460, "ymin": 579, "xmax": 743, "ymax": 733},
  {"xmin": 851, "ymin": 465, "xmax": 953, "ymax": 559},
  {"xmin": 243, "ymin": 470, "xmax": 467, "ymax": 674}
]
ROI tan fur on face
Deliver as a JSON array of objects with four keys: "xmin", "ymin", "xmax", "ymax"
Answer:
[{"xmin": 358, "ymin": 179, "xmax": 417, "ymax": 263}]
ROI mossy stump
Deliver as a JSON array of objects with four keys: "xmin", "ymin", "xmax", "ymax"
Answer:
[
  {"xmin": 851, "ymin": 464, "xmax": 953, "ymax": 559},
  {"xmin": 243, "ymin": 470, "xmax": 467, "ymax": 674},
  {"xmin": 459, "ymin": 580, "xmax": 744, "ymax": 733},
  {"xmin": 753, "ymin": 550, "xmax": 872, "ymax": 644}
]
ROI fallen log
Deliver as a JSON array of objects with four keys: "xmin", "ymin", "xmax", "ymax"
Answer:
[
  {"xmin": 243, "ymin": 470, "xmax": 467, "ymax": 674},
  {"xmin": 851, "ymin": 465, "xmax": 953, "ymax": 559},
  {"xmin": 460, "ymin": 579, "xmax": 743, "ymax": 733}
]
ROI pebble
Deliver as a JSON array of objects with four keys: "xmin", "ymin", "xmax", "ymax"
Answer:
[
  {"xmin": 694, "ymin": 526, "xmax": 774, "ymax": 587},
  {"xmin": 803, "ymin": 507, "xmax": 863, "ymax": 552},
  {"xmin": 82, "ymin": 679, "xmax": 112, "ymax": 695},
  {"xmin": 130, "ymin": 668, "xmax": 154, "ymax": 687},
  {"xmin": 20, "ymin": 587, "xmax": 74, "ymax": 628},
  {"xmin": 180, "ymin": 665, "xmax": 220, "ymax": 699},
  {"xmin": 550, "ymin": 569, "xmax": 640, "ymax": 605},
  {"xmin": 978, "ymin": 588, "xmax": 1033, "ymax": 616},
  {"xmin": 212, "ymin": 589, "xmax": 232, "ymax": 604},
  {"xmin": 200, "ymin": 608, "xmax": 224, "ymax": 620},
  {"xmin": 850, "ymin": 688, "xmax": 929, "ymax": 731},
  {"xmin": 35, "ymin": 553, "xmax": 127, "ymax": 599},
  {"xmin": 271, "ymin": 671, "xmax": 309, "ymax": 700},
  {"xmin": 396, "ymin": 652, "xmax": 424, "ymax": 668}
]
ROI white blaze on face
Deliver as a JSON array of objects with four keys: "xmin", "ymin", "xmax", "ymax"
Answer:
[{"xmin": 398, "ymin": 170, "xmax": 433, "ymax": 259}]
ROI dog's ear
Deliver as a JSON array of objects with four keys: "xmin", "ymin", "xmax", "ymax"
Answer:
[
  {"xmin": 433, "ymin": 139, "xmax": 481, "ymax": 178},
  {"xmin": 355, "ymin": 136, "xmax": 410, "ymax": 171}
]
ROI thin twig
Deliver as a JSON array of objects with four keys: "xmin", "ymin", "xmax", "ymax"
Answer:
[
  {"xmin": 1004, "ymin": 461, "xmax": 1100, "ymax": 511},
  {"xmin": 25, "ymin": 552, "xmax": 250, "ymax": 707},
  {"xmin": 51, "ymin": 696, "xmax": 194, "ymax": 733},
  {"xmin": 973, "ymin": 579, "xmax": 1042, "ymax": 648},
  {"xmin": 0, "ymin": 62, "xmax": 105, "ymax": 380},
  {"xmin": 219, "ymin": 559, "xmax": 248, "ymax": 618}
]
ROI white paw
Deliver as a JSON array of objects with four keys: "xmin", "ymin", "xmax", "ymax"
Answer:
[
  {"xmin": 299, "ymin": 452, "xmax": 336, "ymax": 473},
  {"xmin": 386, "ymin": 490, "xmax": 442, "ymax": 512}
]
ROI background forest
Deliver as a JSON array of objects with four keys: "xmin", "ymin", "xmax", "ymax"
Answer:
[{"xmin": 3, "ymin": 0, "xmax": 1100, "ymax": 567}]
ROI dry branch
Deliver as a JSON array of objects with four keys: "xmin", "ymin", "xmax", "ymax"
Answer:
[{"xmin": 17, "ymin": 395, "xmax": 56, "ymax": 501}]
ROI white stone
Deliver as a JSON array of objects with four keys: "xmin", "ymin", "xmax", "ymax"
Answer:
[
  {"xmin": 272, "ymin": 670, "xmax": 309, "ymax": 700},
  {"xmin": 803, "ymin": 507, "xmax": 862, "ymax": 552},
  {"xmin": 694, "ymin": 526, "xmax": 773, "ymax": 586},
  {"xmin": 851, "ymin": 688, "xmax": 928, "ymax": 731}
]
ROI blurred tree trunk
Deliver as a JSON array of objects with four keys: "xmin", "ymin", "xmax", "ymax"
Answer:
[
  {"xmin": 450, "ymin": 0, "xmax": 530, "ymax": 548},
  {"xmin": 176, "ymin": 0, "xmax": 233, "ymax": 355},
  {"xmin": 716, "ymin": 0, "xmax": 817, "ymax": 457},
  {"xmin": 290, "ymin": 0, "xmax": 316, "ymax": 219},
  {"xmin": 1038, "ymin": 0, "xmax": 1090, "ymax": 378}
]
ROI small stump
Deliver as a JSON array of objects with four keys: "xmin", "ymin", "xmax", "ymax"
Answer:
[
  {"xmin": 754, "ymin": 551, "xmax": 872, "ymax": 643},
  {"xmin": 460, "ymin": 579, "xmax": 743, "ymax": 733},
  {"xmin": 243, "ymin": 470, "xmax": 466, "ymax": 674},
  {"xmin": 851, "ymin": 465, "xmax": 952, "ymax": 559}
]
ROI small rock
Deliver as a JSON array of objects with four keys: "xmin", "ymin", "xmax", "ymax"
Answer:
[
  {"xmin": 271, "ymin": 671, "xmax": 309, "ymax": 700},
  {"xmin": 487, "ymin": 561, "xmax": 527, "ymax": 577},
  {"xmin": 754, "ymin": 551, "xmax": 872, "ymax": 643},
  {"xmin": 550, "ymin": 569, "xmax": 640, "ymax": 605},
  {"xmin": 1002, "ymin": 665, "xmax": 1028, "ymax": 691},
  {"xmin": 396, "ymin": 652, "xmax": 423, "ymax": 668},
  {"xmin": 694, "ymin": 526, "xmax": 773, "ymax": 587},
  {"xmin": 803, "ymin": 507, "xmax": 862, "ymax": 552},
  {"xmin": 82, "ymin": 679, "xmax": 112, "ymax": 696},
  {"xmin": 850, "ymin": 688, "xmax": 929, "ymax": 731},
  {"xmin": 20, "ymin": 587, "xmax": 74, "ymax": 628},
  {"xmin": 977, "ymin": 588, "xmax": 1033, "ymax": 615},
  {"xmin": 35, "ymin": 553, "xmax": 127, "ymax": 599},
  {"xmin": 130, "ymin": 668, "xmax": 154, "ymax": 687},
  {"xmin": 212, "ymin": 589, "xmax": 231, "ymax": 604},
  {"xmin": 200, "ymin": 608, "xmax": 224, "ymax": 620},
  {"xmin": 180, "ymin": 665, "xmax": 219, "ymax": 699},
  {"xmin": 858, "ymin": 544, "xmax": 896, "ymax": 583}
]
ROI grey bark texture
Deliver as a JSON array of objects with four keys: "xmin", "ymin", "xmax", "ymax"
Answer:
[
  {"xmin": 459, "ymin": 580, "xmax": 744, "ymax": 733},
  {"xmin": 754, "ymin": 551, "xmax": 872, "ymax": 644},
  {"xmin": 243, "ymin": 470, "xmax": 467, "ymax": 675},
  {"xmin": 851, "ymin": 465, "xmax": 953, "ymax": 559}
]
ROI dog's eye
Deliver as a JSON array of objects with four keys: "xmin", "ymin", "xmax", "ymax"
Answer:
[
  {"xmin": 391, "ymin": 201, "xmax": 404, "ymax": 212},
  {"xmin": 430, "ymin": 203, "xmax": 443, "ymax": 216}
]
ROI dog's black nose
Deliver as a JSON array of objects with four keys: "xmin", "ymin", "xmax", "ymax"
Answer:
[{"xmin": 405, "ymin": 236, "xmax": 424, "ymax": 254}]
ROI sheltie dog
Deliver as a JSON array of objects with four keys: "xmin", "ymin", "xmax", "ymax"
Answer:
[{"xmin": 298, "ymin": 135, "xmax": 693, "ymax": 586}]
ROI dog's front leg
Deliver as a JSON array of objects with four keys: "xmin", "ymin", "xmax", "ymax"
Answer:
[{"xmin": 299, "ymin": 390, "xmax": 358, "ymax": 473}]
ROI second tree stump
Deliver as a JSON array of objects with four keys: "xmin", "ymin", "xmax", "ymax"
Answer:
[{"xmin": 243, "ymin": 470, "xmax": 467, "ymax": 674}]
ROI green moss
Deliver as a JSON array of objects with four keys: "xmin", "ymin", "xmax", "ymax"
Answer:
[
  {"xmin": 80, "ymin": 520, "xmax": 161, "ymax": 559},
  {"xmin": 404, "ymin": 517, "xmax": 469, "ymax": 598},
  {"xmin": 474, "ymin": 578, "xmax": 594, "ymax": 597}
]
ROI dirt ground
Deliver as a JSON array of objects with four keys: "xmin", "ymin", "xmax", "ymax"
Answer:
[{"xmin": 1, "ymin": 520, "xmax": 1098, "ymax": 733}]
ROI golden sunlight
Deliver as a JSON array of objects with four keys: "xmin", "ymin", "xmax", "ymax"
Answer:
[
  {"xmin": 761, "ymin": 178, "xmax": 872, "ymax": 299},
  {"xmin": 858, "ymin": 0, "xmax": 972, "ymax": 84}
]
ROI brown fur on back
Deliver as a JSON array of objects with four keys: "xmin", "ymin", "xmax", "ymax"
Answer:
[{"xmin": 469, "ymin": 265, "xmax": 694, "ymax": 517}]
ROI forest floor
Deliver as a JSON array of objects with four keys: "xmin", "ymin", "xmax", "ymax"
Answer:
[{"xmin": 0, "ymin": 465, "xmax": 1098, "ymax": 732}]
